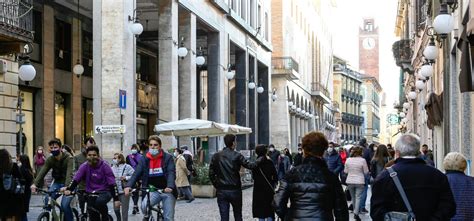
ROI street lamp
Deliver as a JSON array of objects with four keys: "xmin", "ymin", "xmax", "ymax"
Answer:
[
  {"xmin": 403, "ymin": 102, "xmax": 411, "ymax": 109},
  {"xmin": 423, "ymin": 37, "xmax": 438, "ymax": 62},
  {"xmin": 177, "ymin": 37, "xmax": 188, "ymax": 58},
  {"xmin": 271, "ymin": 88, "xmax": 277, "ymax": 102},
  {"xmin": 128, "ymin": 10, "xmax": 144, "ymax": 36},
  {"xmin": 248, "ymin": 81, "xmax": 256, "ymax": 89},
  {"xmin": 416, "ymin": 80, "xmax": 425, "ymax": 91},
  {"xmin": 17, "ymin": 44, "xmax": 36, "ymax": 156},
  {"xmin": 433, "ymin": 2, "xmax": 454, "ymax": 39},
  {"xmin": 408, "ymin": 91, "xmax": 417, "ymax": 101},
  {"xmin": 196, "ymin": 47, "xmax": 205, "ymax": 66},
  {"xmin": 420, "ymin": 63, "xmax": 433, "ymax": 80},
  {"xmin": 256, "ymin": 85, "xmax": 264, "ymax": 94}
]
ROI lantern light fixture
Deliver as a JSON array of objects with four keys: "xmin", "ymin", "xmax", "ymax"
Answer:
[{"xmin": 433, "ymin": 3, "xmax": 454, "ymax": 39}]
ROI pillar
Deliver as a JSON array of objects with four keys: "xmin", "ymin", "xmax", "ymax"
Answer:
[
  {"xmin": 295, "ymin": 115, "xmax": 300, "ymax": 145},
  {"xmin": 157, "ymin": 0, "xmax": 179, "ymax": 149},
  {"xmin": 290, "ymin": 114, "xmax": 296, "ymax": 149},
  {"xmin": 248, "ymin": 56, "xmax": 256, "ymax": 150},
  {"xmin": 42, "ymin": 5, "xmax": 55, "ymax": 148},
  {"xmin": 178, "ymin": 12, "xmax": 196, "ymax": 149},
  {"xmin": 257, "ymin": 66, "xmax": 269, "ymax": 145},
  {"xmin": 93, "ymin": 0, "xmax": 136, "ymax": 158},
  {"xmin": 207, "ymin": 32, "xmax": 222, "ymax": 155},
  {"xmin": 72, "ymin": 18, "xmax": 82, "ymax": 150},
  {"xmin": 235, "ymin": 50, "xmax": 248, "ymax": 151}
]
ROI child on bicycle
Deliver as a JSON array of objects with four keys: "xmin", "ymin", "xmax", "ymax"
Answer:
[{"xmin": 63, "ymin": 145, "xmax": 120, "ymax": 221}]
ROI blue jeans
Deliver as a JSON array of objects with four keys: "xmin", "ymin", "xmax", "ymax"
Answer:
[
  {"xmin": 141, "ymin": 192, "xmax": 176, "ymax": 221},
  {"xmin": 258, "ymin": 218, "xmax": 274, "ymax": 221},
  {"xmin": 45, "ymin": 183, "xmax": 74, "ymax": 221},
  {"xmin": 216, "ymin": 189, "xmax": 243, "ymax": 221},
  {"xmin": 359, "ymin": 175, "xmax": 369, "ymax": 210},
  {"xmin": 178, "ymin": 186, "xmax": 194, "ymax": 200}
]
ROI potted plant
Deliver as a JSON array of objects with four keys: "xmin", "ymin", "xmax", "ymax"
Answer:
[{"xmin": 191, "ymin": 163, "xmax": 216, "ymax": 198}]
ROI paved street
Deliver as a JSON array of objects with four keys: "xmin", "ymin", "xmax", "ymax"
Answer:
[{"xmin": 27, "ymin": 187, "xmax": 371, "ymax": 221}]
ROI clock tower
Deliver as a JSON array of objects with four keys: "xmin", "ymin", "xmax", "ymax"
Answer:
[{"xmin": 359, "ymin": 18, "xmax": 379, "ymax": 80}]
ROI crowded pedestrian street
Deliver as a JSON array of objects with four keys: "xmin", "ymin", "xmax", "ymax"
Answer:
[{"xmin": 3, "ymin": 0, "xmax": 474, "ymax": 220}]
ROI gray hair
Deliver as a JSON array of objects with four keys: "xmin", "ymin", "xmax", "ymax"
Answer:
[{"xmin": 395, "ymin": 133, "xmax": 421, "ymax": 157}]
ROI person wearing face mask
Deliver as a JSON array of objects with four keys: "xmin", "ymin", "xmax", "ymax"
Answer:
[
  {"xmin": 293, "ymin": 145, "xmax": 303, "ymax": 167},
  {"xmin": 124, "ymin": 135, "xmax": 177, "ymax": 221},
  {"xmin": 268, "ymin": 144, "xmax": 280, "ymax": 170},
  {"xmin": 74, "ymin": 136, "xmax": 96, "ymax": 215},
  {"xmin": 125, "ymin": 143, "xmax": 143, "ymax": 214},
  {"xmin": 33, "ymin": 146, "xmax": 46, "ymax": 188},
  {"xmin": 174, "ymin": 148, "xmax": 194, "ymax": 203},
  {"xmin": 30, "ymin": 138, "xmax": 75, "ymax": 221},
  {"xmin": 324, "ymin": 142, "xmax": 344, "ymax": 175},
  {"xmin": 111, "ymin": 153, "xmax": 135, "ymax": 221},
  {"xmin": 277, "ymin": 149, "xmax": 291, "ymax": 181},
  {"xmin": 63, "ymin": 146, "xmax": 121, "ymax": 221}
]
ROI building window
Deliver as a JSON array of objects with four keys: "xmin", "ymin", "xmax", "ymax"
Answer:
[
  {"xmin": 55, "ymin": 19, "xmax": 72, "ymax": 71},
  {"xmin": 82, "ymin": 30, "xmax": 93, "ymax": 77},
  {"xmin": 17, "ymin": 90, "xmax": 34, "ymax": 157},
  {"xmin": 250, "ymin": 0, "xmax": 255, "ymax": 28},
  {"xmin": 257, "ymin": 4, "xmax": 261, "ymax": 30},
  {"xmin": 82, "ymin": 98, "xmax": 93, "ymax": 139},
  {"xmin": 136, "ymin": 51, "xmax": 158, "ymax": 85},
  {"xmin": 31, "ymin": 10, "xmax": 42, "ymax": 63},
  {"xmin": 264, "ymin": 12, "xmax": 269, "ymax": 41},
  {"xmin": 240, "ymin": 0, "xmax": 246, "ymax": 21}
]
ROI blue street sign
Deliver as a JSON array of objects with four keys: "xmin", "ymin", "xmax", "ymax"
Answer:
[{"xmin": 119, "ymin": 90, "xmax": 126, "ymax": 109}]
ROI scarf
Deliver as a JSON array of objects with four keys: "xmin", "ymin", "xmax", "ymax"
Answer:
[{"xmin": 146, "ymin": 151, "xmax": 164, "ymax": 177}]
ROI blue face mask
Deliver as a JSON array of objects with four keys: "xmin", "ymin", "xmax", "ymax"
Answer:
[
  {"xmin": 131, "ymin": 149, "xmax": 138, "ymax": 154},
  {"xmin": 149, "ymin": 149, "xmax": 159, "ymax": 156}
]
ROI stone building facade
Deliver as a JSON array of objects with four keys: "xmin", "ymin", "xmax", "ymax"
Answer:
[
  {"xmin": 270, "ymin": 0, "xmax": 335, "ymax": 151},
  {"xmin": 9, "ymin": 0, "xmax": 272, "ymax": 159},
  {"xmin": 361, "ymin": 76, "xmax": 382, "ymax": 143},
  {"xmin": 333, "ymin": 57, "xmax": 364, "ymax": 145},
  {"xmin": 394, "ymin": 0, "xmax": 474, "ymax": 170}
]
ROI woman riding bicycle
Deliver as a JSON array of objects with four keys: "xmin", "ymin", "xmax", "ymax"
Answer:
[{"xmin": 62, "ymin": 145, "xmax": 120, "ymax": 221}]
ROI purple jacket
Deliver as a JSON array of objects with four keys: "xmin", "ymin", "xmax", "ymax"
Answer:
[
  {"xmin": 74, "ymin": 160, "xmax": 116, "ymax": 193},
  {"xmin": 126, "ymin": 153, "xmax": 143, "ymax": 169}
]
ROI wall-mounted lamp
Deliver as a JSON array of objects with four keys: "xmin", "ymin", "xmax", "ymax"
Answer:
[
  {"xmin": 256, "ymin": 80, "xmax": 264, "ymax": 93},
  {"xmin": 415, "ymin": 80, "xmax": 425, "ymax": 92},
  {"xmin": 128, "ymin": 10, "xmax": 143, "ymax": 36},
  {"xmin": 408, "ymin": 91, "xmax": 417, "ymax": 101},
  {"xmin": 177, "ymin": 37, "xmax": 188, "ymax": 58},
  {"xmin": 433, "ymin": 2, "xmax": 454, "ymax": 39},
  {"xmin": 248, "ymin": 80, "xmax": 256, "ymax": 89},
  {"xmin": 399, "ymin": 112, "xmax": 406, "ymax": 118},
  {"xmin": 420, "ymin": 62, "xmax": 433, "ymax": 80},
  {"xmin": 271, "ymin": 88, "xmax": 277, "ymax": 102},
  {"xmin": 403, "ymin": 102, "xmax": 411, "ymax": 109},
  {"xmin": 196, "ymin": 47, "xmax": 205, "ymax": 66},
  {"xmin": 423, "ymin": 35, "xmax": 438, "ymax": 62}
]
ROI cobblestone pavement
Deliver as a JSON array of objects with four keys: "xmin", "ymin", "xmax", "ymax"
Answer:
[{"xmin": 27, "ymin": 187, "xmax": 371, "ymax": 221}]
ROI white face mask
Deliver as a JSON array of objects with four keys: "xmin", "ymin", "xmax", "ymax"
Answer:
[
  {"xmin": 328, "ymin": 147, "xmax": 334, "ymax": 153},
  {"xmin": 112, "ymin": 159, "xmax": 118, "ymax": 165},
  {"xmin": 131, "ymin": 149, "xmax": 138, "ymax": 154},
  {"xmin": 17, "ymin": 162, "xmax": 22, "ymax": 167},
  {"xmin": 174, "ymin": 152, "xmax": 178, "ymax": 157},
  {"xmin": 298, "ymin": 150, "xmax": 302, "ymax": 154},
  {"xmin": 270, "ymin": 148, "xmax": 275, "ymax": 152},
  {"xmin": 280, "ymin": 153, "xmax": 285, "ymax": 157}
]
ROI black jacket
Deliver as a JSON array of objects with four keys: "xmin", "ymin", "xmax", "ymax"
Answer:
[
  {"xmin": 273, "ymin": 156, "xmax": 349, "ymax": 221},
  {"xmin": 209, "ymin": 147, "xmax": 258, "ymax": 190},
  {"xmin": 252, "ymin": 158, "xmax": 278, "ymax": 219},
  {"xmin": 293, "ymin": 153, "xmax": 303, "ymax": 167},
  {"xmin": 370, "ymin": 158, "xmax": 456, "ymax": 221}
]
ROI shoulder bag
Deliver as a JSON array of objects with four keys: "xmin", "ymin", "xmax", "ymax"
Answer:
[{"xmin": 384, "ymin": 167, "xmax": 416, "ymax": 221}]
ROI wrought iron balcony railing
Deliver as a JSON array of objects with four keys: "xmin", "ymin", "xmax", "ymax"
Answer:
[
  {"xmin": 0, "ymin": 0, "xmax": 34, "ymax": 42},
  {"xmin": 311, "ymin": 82, "xmax": 330, "ymax": 98},
  {"xmin": 272, "ymin": 56, "xmax": 299, "ymax": 73}
]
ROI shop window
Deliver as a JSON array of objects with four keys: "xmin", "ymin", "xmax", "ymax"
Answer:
[
  {"xmin": 82, "ymin": 98, "xmax": 93, "ymax": 139},
  {"xmin": 17, "ymin": 90, "xmax": 34, "ymax": 157},
  {"xmin": 136, "ymin": 52, "xmax": 157, "ymax": 85},
  {"xmin": 55, "ymin": 19, "xmax": 72, "ymax": 71}
]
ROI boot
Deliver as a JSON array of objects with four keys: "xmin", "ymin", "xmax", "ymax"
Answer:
[{"xmin": 354, "ymin": 214, "xmax": 361, "ymax": 221}]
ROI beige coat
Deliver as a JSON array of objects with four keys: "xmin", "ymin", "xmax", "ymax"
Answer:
[{"xmin": 175, "ymin": 154, "xmax": 190, "ymax": 187}]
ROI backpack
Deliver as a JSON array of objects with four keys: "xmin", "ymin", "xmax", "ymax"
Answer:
[{"xmin": 2, "ymin": 165, "xmax": 25, "ymax": 195}]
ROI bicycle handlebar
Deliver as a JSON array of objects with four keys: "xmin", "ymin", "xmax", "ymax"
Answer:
[{"xmin": 130, "ymin": 187, "xmax": 164, "ymax": 193}]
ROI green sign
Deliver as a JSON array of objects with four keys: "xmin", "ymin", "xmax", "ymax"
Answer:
[{"xmin": 387, "ymin": 114, "xmax": 400, "ymax": 125}]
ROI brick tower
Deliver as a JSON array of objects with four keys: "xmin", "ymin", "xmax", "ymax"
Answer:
[{"xmin": 359, "ymin": 18, "xmax": 379, "ymax": 80}]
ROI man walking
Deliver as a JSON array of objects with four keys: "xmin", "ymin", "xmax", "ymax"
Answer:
[
  {"xmin": 371, "ymin": 134, "xmax": 456, "ymax": 220},
  {"xmin": 209, "ymin": 134, "xmax": 262, "ymax": 221}
]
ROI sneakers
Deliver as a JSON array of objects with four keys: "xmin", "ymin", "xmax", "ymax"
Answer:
[
  {"xmin": 132, "ymin": 206, "xmax": 140, "ymax": 215},
  {"xmin": 187, "ymin": 198, "xmax": 195, "ymax": 203},
  {"xmin": 360, "ymin": 208, "xmax": 369, "ymax": 214}
]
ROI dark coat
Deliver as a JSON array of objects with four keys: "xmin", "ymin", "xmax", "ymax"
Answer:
[
  {"xmin": 370, "ymin": 158, "xmax": 456, "ymax": 221},
  {"xmin": 446, "ymin": 170, "xmax": 474, "ymax": 220},
  {"xmin": 209, "ymin": 147, "xmax": 258, "ymax": 190},
  {"xmin": 126, "ymin": 151, "xmax": 177, "ymax": 197},
  {"xmin": 293, "ymin": 153, "xmax": 303, "ymax": 166},
  {"xmin": 269, "ymin": 150, "xmax": 280, "ymax": 168},
  {"xmin": 252, "ymin": 158, "xmax": 277, "ymax": 219},
  {"xmin": 324, "ymin": 151, "xmax": 344, "ymax": 175},
  {"xmin": 0, "ymin": 163, "xmax": 26, "ymax": 218},
  {"xmin": 273, "ymin": 156, "xmax": 349, "ymax": 221}
]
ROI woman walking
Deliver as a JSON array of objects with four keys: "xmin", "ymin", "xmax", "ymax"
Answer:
[
  {"xmin": 175, "ymin": 148, "xmax": 194, "ymax": 203},
  {"xmin": 0, "ymin": 149, "xmax": 26, "ymax": 221},
  {"xmin": 252, "ymin": 144, "xmax": 277, "ymax": 221},
  {"xmin": 370, "ymin": 144, "xmax": 389, "ymax": 180},
  {"xmin": 112, "ymin": 153, "xmax": 135, "ymax": 221},
  {"xmin": 33, "ymin": 146, "xmax": 46, "ymax": 188},
  {"xmin": 18, "ymin": 155, "xmax": 34, "ymax": 221},
  {"xmin": 344, "ymin": 146, "xmax": 369, "ymax": 221}
]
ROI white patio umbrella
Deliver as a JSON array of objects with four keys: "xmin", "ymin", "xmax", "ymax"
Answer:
[{"xmin": 154, "ymin": 118, "xmax": 252, "ymax": 137}]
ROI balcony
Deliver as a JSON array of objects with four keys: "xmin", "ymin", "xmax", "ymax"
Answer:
[
  {"xmin": 0, "ymin": 0, "xmax": 34, "ymax": 54},
  {"xmin": 311, "ymin": 82, "xmax": 331, "ymax": 104},
  {"xmin": 342, "ymin": 112, "xmax": 364, "ymax": 126},
  {"xmin": 271, "ymin": 57, "xmax": 300, "ymax": 80}
]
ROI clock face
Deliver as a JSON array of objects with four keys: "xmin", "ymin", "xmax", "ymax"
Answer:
[{"xmin": 362, "ymin": 38, "xmax": 376, "ymax": 50}]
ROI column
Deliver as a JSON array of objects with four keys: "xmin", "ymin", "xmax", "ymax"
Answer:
[
  {"xmin": 290, "ymin": 114, "xmax": 296, "ymax": 148},
  {"xmin": 42, "ymin": 5, "xmax": 55, "ymax": 148},
  {"xmin": 257, "ymin": 66, "xmax": 269, "ymax": 145},
  {"xmin": 235, "ymin": 50, "xmax": 248, "ymax": 151},
  {"xmin": 207, "ymin": 32, "xmax": 222, "ymax": 155},
  {"xmin": 93, "ymin": 0, "xmax": 137, "ymax": 158},
  {"xmin": 178, "ymin": 12, "xmax": 197, "ymax": 149},
  {"xmin": 295, "ymin": 115, "xmax": 300, "ymax": 144},
  {"xmin": 248, "ymin": 56, "xmax": 256, "ymax": 150},
  {"xmin": 157, "ymin": 0, "xmax": 179, "ymax": 149},
  {"xmin": 72, "ymin": 18, "xmax": 82, "ymax": 150}
]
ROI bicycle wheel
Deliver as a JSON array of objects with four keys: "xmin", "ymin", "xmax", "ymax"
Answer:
[{"xmin": 37, "ymin": 212, "xmax": 49, "ymax": 221}]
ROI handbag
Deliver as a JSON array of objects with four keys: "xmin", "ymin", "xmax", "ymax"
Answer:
[{"xmin": 384, "ymin": 167, "xmax": 416, "ymax": 221}]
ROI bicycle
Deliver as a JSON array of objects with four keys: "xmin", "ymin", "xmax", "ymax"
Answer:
[
  {"xmin": 36, "ymin": 189, "xmax": 79, "ymax": 221},
  {"xmin": 73, "ymin": 190, "xmax": 114, "ymax": 221},
  {"xmin": 131, "ymin": 186, "xmax": 164, "ymax": 221}
]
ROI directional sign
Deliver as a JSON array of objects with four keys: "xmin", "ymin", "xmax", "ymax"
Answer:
[
  {"xmin": 387, "ymin": 114, "xmax": 400, "ymax": 125},
  {"xmin": 119, "ymin": 90, "xmax": 126, "ymax": 109},
  {"xmin": 95, "ymin": 125, "xmax": 126, "ymax": 134}
]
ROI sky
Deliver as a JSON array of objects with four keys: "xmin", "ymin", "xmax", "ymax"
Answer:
[{"xmin": 330, "ymin": 0, "xmax": 400, "ymax": 109}]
